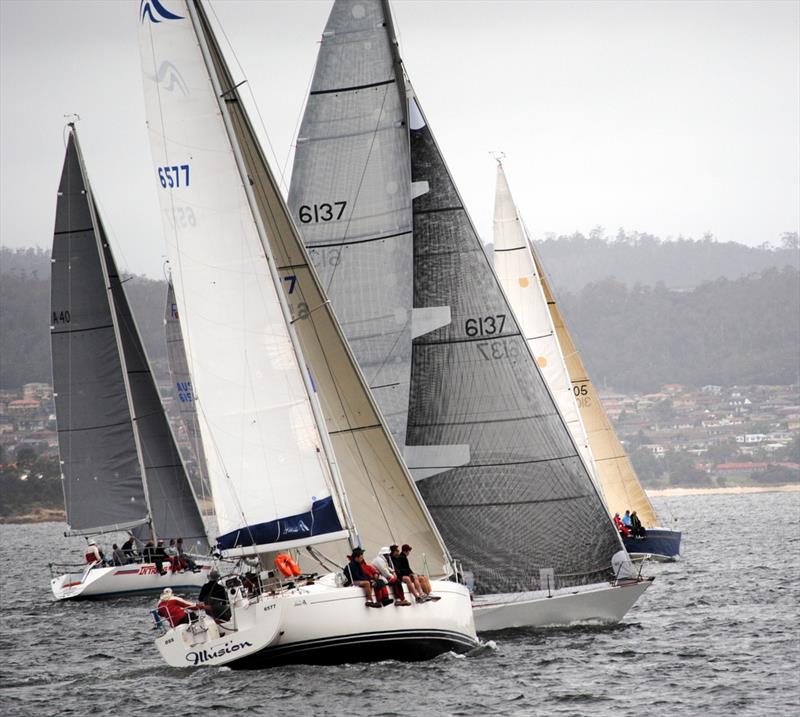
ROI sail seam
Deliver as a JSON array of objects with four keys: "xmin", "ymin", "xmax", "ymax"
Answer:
[
  {"xmin": 427, "ymin": 495, "xmax": 594, "ymax": 508},
  {"xmin": 409, "ymin": 413, "xmax": 558, "ymax": 428},
  {"xmin": 54, "ymin": 227, "xmax": 94, "ymax": 235},
  {"xmin": 306, "ymin": 228, "xmax": 411, "ymax": 249},
  {"xmin": 52, "ymin": 323, "xmax": 114, "ymax": 335},
  {"xmin": 415, "ymin": 332, "xmax": 521, "ymax": 347},
  {"xmin": 328, "ymin": 424, "xmax": 381, "ymax": 436},
  {"xmin": 414, "ymin": 206, "xmax": 462, "ymax": 216},
  {"xmin": 310, "ymin": 78, "xmax": 394, "ymax": 95},
  {"xmin": 494, "ymin": 245, "xmax": 527, "ymax": 252},
  {"xmin": 58, "ymin": 418, "xmax": 132, "ymax": 433}
]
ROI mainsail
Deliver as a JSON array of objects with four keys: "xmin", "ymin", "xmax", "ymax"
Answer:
[
  {"xmin": 139, "ymin": 0, "xmax": 449, "ymax": 568},
  {"xmin": 492, "ymin": 160, "xmax": 596, "ymax": 482},
  {"xmin": 532, "ymin": 244, "xmax": 660, "ymax": 526},
  {"xmin": 164, "ymin": 280, "xmax": 211, "ymax": 506},
  {"xmin": 290, "ymin": 0, "xmax": 623, "ymax": 595},
  {"xmin": 51, "ymin": 127, "xmax": 208, "ymax": 549}
]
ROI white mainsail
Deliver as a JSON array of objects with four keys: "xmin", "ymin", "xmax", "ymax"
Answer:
[
  {"xmin": 492, "ymin": 160, "xmax": 596, "ymax": 483},
  {"xmin": 139, "ymin": 0, "xmax": 449, "ymax": 567}
]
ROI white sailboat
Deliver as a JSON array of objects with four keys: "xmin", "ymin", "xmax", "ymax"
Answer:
[
  {"xmin": 138, "ymin": 0, "xmax": 477, "ymax": 668},
  {"xmin": 492, "ymin": 159, "xmax": 681, "ymax": 561},
  {"xmin": 289, "ymin": 0, "xmax": 653, "ymax": 632},
  {"xmin": 49, "ymin": 125, "xmax": 212, "ymax": 600}
]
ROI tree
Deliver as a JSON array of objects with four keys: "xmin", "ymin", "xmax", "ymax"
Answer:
[{"xmin": 15, "ymin": 445, "xmax": 37, "ymax": 468}]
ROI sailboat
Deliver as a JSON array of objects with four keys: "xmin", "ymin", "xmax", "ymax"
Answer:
[
  {"xmin": 49, "ymin": 125, "xmax": 212, "ymax": 601},
  {"xmin": 492, "ymin": 160, "xmax": 681, "ymax": 561},
  {"xmin": 289, "ymin": 0, "xmax": 653, "ymax": 632},
  {"xmin": 138, "ymin": 0, "xmax": 477, "ymax": 668},
  {"xmin": 164, "ymin": 279, "xmax": 211, "ymax": 510}
]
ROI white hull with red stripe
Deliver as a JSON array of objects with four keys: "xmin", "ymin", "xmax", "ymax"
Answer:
[{"xmin": 51, "ymin": 563, "xmax": 212, "ymax": 601}]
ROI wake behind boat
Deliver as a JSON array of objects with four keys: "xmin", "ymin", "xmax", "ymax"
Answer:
[
  {"xmin": 138, "ymin": 0, "xmax": 477, "ymax": 668},
  {"xmin": 49, "ymin": 125, "xmax": 212, "ymax": 601}
]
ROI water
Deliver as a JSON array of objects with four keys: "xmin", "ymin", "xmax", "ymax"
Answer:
[{"xmin": 2, "ymin": 492, "xmax": 798, "ymax": 717}]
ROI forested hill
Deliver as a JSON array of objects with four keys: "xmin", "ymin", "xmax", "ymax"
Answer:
[
  {"xmin": 1, "ymin": 244, "xmax": 798, "ymax": 392},
  {"xmin": 531, "ymin": 230, "xmax": 798, "ymax": 293}
]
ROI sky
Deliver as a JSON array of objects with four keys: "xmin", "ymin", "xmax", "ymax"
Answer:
[{"xmin": 1, "ymin": 0, "xmax": 798, "ymax": 279}]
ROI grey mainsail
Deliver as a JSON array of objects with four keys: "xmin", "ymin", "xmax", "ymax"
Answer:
[
  {"xmin": 288, "ymin": 0, "xmax": 414, "ymax": 448},
  {"xmin": 164, "ymin": 281, "xmax": 211, "ymax": 508},
  {"xmin": 51, "ymin": 132, "xmax": 149, "ymax": 534},
  {"xmin": 51, "ymin": 127, "xmax": 208, "ymax": 550},
  {"xmin": 290, "ymin": 0, "xmax": 623, "ymax": 596}
]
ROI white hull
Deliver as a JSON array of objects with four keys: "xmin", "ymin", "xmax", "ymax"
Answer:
[
  {"xmin": 51, "ymin": 563, "xmax": 212, "ymax": 601},
  {"xmin": 472, "ymin": 578, "xmax": 654, "ymax": 632},
  {"xmin": 156, "ymin": 577, "xmax": 477, "ymax": 669}
]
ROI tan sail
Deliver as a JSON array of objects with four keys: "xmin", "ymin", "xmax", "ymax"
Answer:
[
  {"xmin": 194, "ymin": 4, "xmax": 449, "ymax": 573},
  {"xmin": 531, "ymin": 249, "xmax": 660, "ymax": 527}
]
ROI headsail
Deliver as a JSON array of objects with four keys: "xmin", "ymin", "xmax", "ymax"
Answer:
[
  {"xmin": 492, "ymin": 160, "xmax": 596, "ymax": 483},
  {"xmin": 532, "ymin": 246, "xmax": 660, "ymax": 527},
  {"xmin": 164, "ymin": 280, "xmax": 211, "ymax": 507},
  {"xmin": 51, "ymin": 131, "xmax": 149, "ymax": 535},
  {"xmin": 139, "ymin": 0, "xmax": 448, "ymax": 567}
]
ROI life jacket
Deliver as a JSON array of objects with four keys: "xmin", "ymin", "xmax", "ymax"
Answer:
[{"xmin": 85, "ymin": 549, "xmax": 99, "ymax": 564}]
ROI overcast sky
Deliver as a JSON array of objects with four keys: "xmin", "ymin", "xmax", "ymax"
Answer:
[{"xmin": 1, "ymin": 0, "xmax": 798, "ymax": 278}]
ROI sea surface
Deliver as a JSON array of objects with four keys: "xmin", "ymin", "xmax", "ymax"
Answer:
[{"xmin": 2, "ymin": 491, "xmax": 798, "ymax": 717}]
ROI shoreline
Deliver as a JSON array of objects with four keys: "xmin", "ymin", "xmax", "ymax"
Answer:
[
  {"xmin": 646, "ymin": 484, "xmax": 800, "ymax": 497},
  {"xmin": 0, "ymin": 507, "xmax": 65, "ymax": 524}
]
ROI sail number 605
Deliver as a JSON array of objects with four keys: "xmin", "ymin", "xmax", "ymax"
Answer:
[
  {"xmin": 465, "ymin": 314, "xmax": 506, "ymax": 337},
  {"xmin": 298, "ymin": 202, "xmax": 347, "ymax": 223},
  {"xmin": 158, "ymin": 164, "xmax": 190, "ymax": 189}
]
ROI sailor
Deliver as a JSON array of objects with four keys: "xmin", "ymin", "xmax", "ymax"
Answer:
[
  {"xmin": 176, "ymin": 538, "xmax": 200, "ymax": 572},
  {"xmin": 622, "ymin": 510, "xmax": 632, "ymax": 528},
  {"xmin": 371, "ymin": 546, "xmax": 410, "ymax": 606},
  {"xmin": 394, "ymin": 545, "xmax": 441, "ymax": 602},
  {"xmin": 111, "ymin": 543, "xmax": 126, "ymax": 566},
  {"xmin": 156, "ymin": 588, "xmax": 201, "ymax": 627},
  {"xmin": 343, "ymin": 547, "xmax": 381, "ymax": 608},
  {"xmin": 197, "ymin": 569, "xmax": 231, "ymax": 622},
  {"xmin": 121, "ymin": 533, "xmax": 138, "ymax": 562},
  {"xmin": 84, "ymin": 539, "xmax": 104, "ymax": 567},
  {"xmin": 630, "ymin": 511, "xmax": 647, "ymax": 538}
]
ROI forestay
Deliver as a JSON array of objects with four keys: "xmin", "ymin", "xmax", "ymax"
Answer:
[
  {"xmin": 289, "ymin": 0, "xmax": 414, "ymax": 449},
  {"xmin": 492, "ymin": 161, "xmax": 596, "ymax": 483},
  {"xmin": 532, "ymin": 249, "xmax": 660, "ymax": 526},
  {"xmin": 139, "ymin": 0, "xmax": 347, "ymax": 554},
  {"xmin": 191, "ymin": 0, "xmax": 449, "ymax": 571}
]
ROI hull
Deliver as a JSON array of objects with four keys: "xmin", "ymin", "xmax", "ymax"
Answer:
[
  {"xmin": 51, "ymin": 563, "xmax": 211, "ymax": 601},
  {"xmin": 156, "ymin": 577, "xmax": 478, "ymax": 669},
  {"xmin": 472, "ymin": 578, "xmax": 654, "ymax": 633},
  {"xmin": 623, "ymin": 529, "xmax": 682, "ymax": 561}
]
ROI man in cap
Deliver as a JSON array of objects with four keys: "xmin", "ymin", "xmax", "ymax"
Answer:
[
  {"xmin": 156, "ymin": 587, "xmax": 201, "ymax": 627},
  {"xmin": 344, "ymin": 547, "xmax": 381, "ymax": 608},
  {"xmin": 84, "ymin": 539, "xmax": 105, "ymax": 567},
  {"xmin": 198, "ymin": 569, "xmax": 230, "ymax": 622}
]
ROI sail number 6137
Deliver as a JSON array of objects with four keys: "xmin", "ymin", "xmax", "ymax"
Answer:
[
  {"xmin": 298, "ymin": 202, "xmax": 347, "ymax": 223},
  {"xmin": 465, "ymin": 314, "xmax": 506, "ymax": 337}
]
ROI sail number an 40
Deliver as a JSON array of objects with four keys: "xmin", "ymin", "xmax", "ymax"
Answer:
[
  {"xmin": 158, "ymin": 164, "xmax": 190, "ymax": 189},
  {"xmin": 298, "ymin": 202, "xmax": 347, "ymax": 223},
  {"xmin": 465, "ymin": 314, "xmax": 506, "ymax": 337}
]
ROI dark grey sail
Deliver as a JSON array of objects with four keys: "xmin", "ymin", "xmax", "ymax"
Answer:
[
  {"xmin": 51, "ymin": 132, "xmax": 149, "ymax": 535},
  {"xmin": 51, "ymin": 127, "xmax": 208, "ymax": 550},
  {"xmin": 103, "ymin": 242, "xmax": 209, "ymax": 552},
  {"xmin": 165, "ymin": 281, "xmax": 211, "ymax": 507},
  {"xmin": 288, "ymin": 0, "xmax": 414, "ymax": 448},
  {"xmin": 407, "ymin": 96, "xmax": 622, "ymax": 594}
]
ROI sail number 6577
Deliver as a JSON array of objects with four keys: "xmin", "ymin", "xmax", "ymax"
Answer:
[{"xmin": 158, "ymin": 164, "xmax": 190, "ymax": 189}]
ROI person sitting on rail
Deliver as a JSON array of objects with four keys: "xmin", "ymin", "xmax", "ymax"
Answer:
[
  {"xmin": 84, "ymin": 539, "xmax": 105, "ymax": 567},
  {"xmin": 372, "ymin": 546, "xmax": 410, "ymax": 606},
  {"xmin": 176, "ymin": 538, "xmax": 200, "ymax": 572},
  {"xmin": 343, "ymin": 547, "xmax": 381, "ymax": 608},
  {"xmin": 630, "ymin": 511, "xmax": 647, "ymax": 538},
  {"xmin": 156, "ymin": 587, "xmax": 202, "ymax": 627},
  {"xmin": 121, "ymin": 533, "xmax": 139, "ymax": 563},
  {"xmin": 393, "ymin": 544, "xmax": 441, "ymax": 602},
  {"xmin": 613, "ymin": 513, "xmax": 631, "ymax": 537}
]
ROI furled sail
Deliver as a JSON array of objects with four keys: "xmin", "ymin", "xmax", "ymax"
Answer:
[
  {"xmin": 164, "ymin": 280, "xmax": 211, "ymax": 506},
  {"xmin": 51, "ymin": 131, "xmax": 149, "ymax": 535},
  {"xmin": 532, "ymin": 246, "xmax": 660, "ymax": 527},
  {"xmin": 492, "ymin": 160, "xmax": 596, "ymax": 483},
  {"xmin": 288, "ymin": 0, "xmax": 414, "ymax": 449}
]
